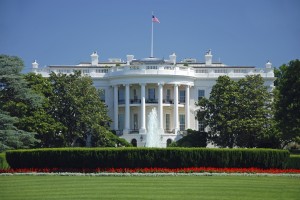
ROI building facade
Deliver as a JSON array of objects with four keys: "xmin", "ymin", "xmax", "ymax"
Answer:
[{"xmin": 32, "ymin": 50, "xmax": 275, "ymax": 147}]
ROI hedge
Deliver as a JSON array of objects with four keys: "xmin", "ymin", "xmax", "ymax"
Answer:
[
  {"xmin": 0, "ymin": 153, "xmax": 9, "ymax": 169},
  {"xmin": 6, "ymin": 148, "xmax": 290, "ymax": 169},
  {"xmin": 287, "ymin": 155, "xmax": 300, "ymax": 169}
]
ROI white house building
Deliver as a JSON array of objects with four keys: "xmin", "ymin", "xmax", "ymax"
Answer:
[{"xmin": 32, "ymin": 50, "xmax": 275, "ymax": 147}]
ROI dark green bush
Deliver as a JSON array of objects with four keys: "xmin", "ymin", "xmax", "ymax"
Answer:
[
  {"xmin": 170, "ymin": 130, "xmax": 207, "ymax": 147},
  {"xmin": 6, "ymin": 148, "xmax": 289, "ymax": 169},
  {"xmin": 0, "ymin": 152, "xmax": 10, "ymax": 169},
  {"xmin": 287, "ymin": 155, "xmax": 300, "ymax": 169}
]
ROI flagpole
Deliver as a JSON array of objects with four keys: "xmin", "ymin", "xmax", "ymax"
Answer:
[{"xmin": 151, "ymin": 12, "xmax": 154, "ymax": 57}]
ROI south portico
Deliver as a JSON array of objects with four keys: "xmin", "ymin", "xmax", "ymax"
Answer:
[{"xmin": 112, "ymin": 80, "xmax": 194, "ymax": 147}]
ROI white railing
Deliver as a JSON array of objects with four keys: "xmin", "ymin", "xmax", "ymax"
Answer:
[{"xmin": 35, "ymin": 66, "xmax": 274, "ymax": 79}]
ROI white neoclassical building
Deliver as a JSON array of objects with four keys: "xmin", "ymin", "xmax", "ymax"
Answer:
[{"xmin": 32, "ymin": 50, "xmax": 275, "ymax": 147}]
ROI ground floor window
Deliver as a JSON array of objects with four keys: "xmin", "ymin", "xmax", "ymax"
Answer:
[
  {"xmin": 179, "ymin": 114, "xmax": 185, "ymax": 131},
  {"xmin": 166, "ymin": 114, "xmax": 170, "ymax": 130},
  {"xmin": 133, "ymin": 114, "xmax": 138, "ymax": 130},
  {"xmin": 198, "ymin": 121, "xmax": 205, "ymax": 132},
  {"xmin": 118, "ymin": 114, "xmax": 124, "ymax": 130},
  {"xmin": 167, "ymin": 139, "xmax": 172, "ymax": 147}
]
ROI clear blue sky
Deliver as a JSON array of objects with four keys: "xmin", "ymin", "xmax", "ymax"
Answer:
[{"xmin": 1, "ymin": 0, "xmax": 299, "ymax": 72}]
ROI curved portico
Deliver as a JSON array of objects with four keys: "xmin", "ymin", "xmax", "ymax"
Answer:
[{"xmin": 112, "ymin": 78, "xmax": 194, "ymax": 145}]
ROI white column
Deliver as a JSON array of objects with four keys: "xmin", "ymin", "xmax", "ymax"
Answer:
[
  {"xmin": 158, "ymin": 83, "xmax": 163, "ymax": 130},
  {"xmin": 185, "ymin": 85, "xmax": 190, "ymax": 130},
  {"xmin": 140, "ymin": 83, "xmax": 146, "ymax": 133},
  {"xmin": 113, "ymin": 85, "xmax": 118, "ymax": 130},
  {"xmin": 124, "ymin": 84, "xmax": 130, "ymax": 133},
  {"xmin": 174, "ymin": 84, "xmax": 179, "ymax": 133}
]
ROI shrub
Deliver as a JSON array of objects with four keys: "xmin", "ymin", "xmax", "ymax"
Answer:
[
  {"xmin": 171, "ymin": 129, "xmax": 207, "ymax": 147},
  {"xmin": 6, "ymin": 148, "xmax": 289, "ymax": 170},
  {"xmin": 287, "ymin": 155, "xmax": 300, "ymax": 169},
  {"xmin": 0, "ymin": 152, "xmax": 9, "ymax": 169}
]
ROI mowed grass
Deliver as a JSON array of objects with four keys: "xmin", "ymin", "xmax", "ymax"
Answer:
[{"xmin": 0, "ymin": 175, "xmax": 300, "ymax": 200}]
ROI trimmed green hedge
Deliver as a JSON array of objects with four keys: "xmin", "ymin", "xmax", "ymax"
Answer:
[
  {"xmin": 287, "ymin": 155, "xmax": 300, "ymax": 169},
  {"xmin": 6, "ymin": 148, "xmax": 289, "ymax": 169},
  {"xmin": 0, "ymin": 153, "xmax": 9, "ymax": 169}
]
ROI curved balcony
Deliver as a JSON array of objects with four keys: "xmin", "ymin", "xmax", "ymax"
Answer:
[{"xmin": 109, "ymin": 65, "xmax": 195, "ymax": 78}]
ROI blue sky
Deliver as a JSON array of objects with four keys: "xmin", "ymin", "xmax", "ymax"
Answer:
[{"xmin": 1, "ymin": 0, "xmax": 299, "ymax": 72}]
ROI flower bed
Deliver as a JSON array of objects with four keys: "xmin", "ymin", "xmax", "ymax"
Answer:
[{"xmin": 1, "ymin": 167, "xmax": 300, "ymax": 174}]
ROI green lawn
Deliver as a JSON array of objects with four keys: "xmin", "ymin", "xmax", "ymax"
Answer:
[{"xmin": 0, "ymin": 175, "xmax": 299, "ymax": 200}]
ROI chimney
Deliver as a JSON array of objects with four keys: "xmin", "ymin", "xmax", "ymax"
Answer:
[
  {"xmin": 126, "ymin": 55, "xmax": 134, "ymax": 64},
  {"xmin": 32, "ymin": 60, "xmax": 39, "ymax": 73},
  {"xmin": 205, "ymin": 49, "xmax": 212, "ymax": 66},
  {"xmin": 169, "ymin": 53, "xmax": 176, "ymax": 65},
  {"xmin": 265, "ymin": 60, "xmax": 272, "ymax": 68},
  {"xmin": 91, "ymin": 52, "xmax": 99, "ymax": 66}
]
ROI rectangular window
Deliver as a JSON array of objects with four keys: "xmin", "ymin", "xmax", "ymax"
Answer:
[
  {"xmin": 179, "ymin": 90, "xmax": 185, "ymax": 103},
  {"xmin": 99, "ymin": 89, "xmax": 105, "ymax": 102},
  {"xmin": 166, "ymin": 89, "xmax": 171, "ymax": 101},
  {"xmin": 133, "ymin": 89, "xmax": 137, "ymax": 100},
  {"xmin": 215, "ymin": 69, "xmax": 227, "ymax": 73},
  {"xmin": 118, "ymin": 89, "xmax": 125, "ymax": 104},
  {"xmin": 198, "ymin": 121, "xmax": 205, "ymax": 132},
  {"xmin": 166, "ymin": 114, "xmax": 170, "ymax": 130},
  {"xmin": 148, "ymin": 88, "xmax": 155, "ymax": 100},
  {"xmin": 82, "ymin": 69, "xmax": 90, "ymax": 74},
  {"xmin": 118, "ymin": 114, "xmax": 124, "ymax": 130},
  {"xmin": 179, "ymin": 114, "xmax": 185, "ymax": 131},
  {"xmin": 133, "ymin": 114, "xmax": 138, "ymax": 130},
  {"xmin": 198, "ymin": 90, "xmax": 205, "ymax": 101}
]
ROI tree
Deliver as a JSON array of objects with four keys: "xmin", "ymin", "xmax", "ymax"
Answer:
[
  {"xmin": 48, "ymin": 71, "xmax": 129, "ymax": 147},
  {"xmin": 275, "ymin": 59, "xmax": 300, "ymax": 147},
  {"xmin": 0, "ymin": 55, "xmax": 40, "ymax": 151},
  {"xmin": 197, "ymin": 76, "xmax": 239, "ymax": 148},
  {"xmin": 0, "ymin": 110, "xmax": 38, "ymax": 152},
  {"xmin": 22, "ymin": 73, "xmax": 66, "ymax": 147},
  {"xmin": 197, "ymin": 75, "xmax": 278, "ymax": 148},
  {"xmin": 234, "ymin": 75, "xmax": 278, "ymax": 148}
]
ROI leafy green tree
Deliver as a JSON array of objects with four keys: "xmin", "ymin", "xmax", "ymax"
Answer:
[
  {"xmin": 197, "ymin": 76, "xmax": 239, "ymax": 148},
  {"xmin": 0, "ymin": 55, "xmax": 40, "ymax": 150},
  {"xmin": 23, "ymin": 73, "xmax": 66, "ymax": 147},
  {"xmin": 234, "ymin": 75, "xmax": 278, "ymax": 148},
  {"xmin": 275, "ymin": 59, "xmax": 300, "ymax": 147},
  {"xmin": 197, "ymin": 75, "xmax": 278, "ymax": 148},
  {"xmin": 48, "ymin": 71, "xmax": 129, "ymax": 147}
]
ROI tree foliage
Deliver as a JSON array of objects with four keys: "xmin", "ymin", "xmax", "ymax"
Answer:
[
  {"xmin": 0, "ymin": 55, "xmax": 40, "ymax": 151},
  {"xmin": 47, "ymin": 71, "xmax": 129, "ymax": 147},
  {"xmin": 275, "ymin": 59, "xmax": 300, "ymax": 146},
  {"xmin": 197, "ymin": 75, "xmax": 279, "ymax": 148},
  {"xmin": 23, "ymin": 73, "xmax": 66, "ymax": 147}
]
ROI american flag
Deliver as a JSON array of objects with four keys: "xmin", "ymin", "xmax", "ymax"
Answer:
[{"xmin": 152, "ymin": 15, "xmax": 160, "ymax": 23}]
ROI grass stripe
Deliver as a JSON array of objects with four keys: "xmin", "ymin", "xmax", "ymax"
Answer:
[{"xmin": 1, "ymin": 176, "xmax": 300, "ymax": 200}]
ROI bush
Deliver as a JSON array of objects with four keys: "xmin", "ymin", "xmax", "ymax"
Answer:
[
  {"xmin": 6, "ymin": 148, "xmax": 289, "ymax": 170},
  {"xmin": 287, "ymin": 155, "xmax": 300, "ymax": 169},
  {"xmin": 171, "ymin": 130, "xmax": 207, "ymax": 147},
  {"xmin": 0, "ymin": 152, "xmax": 10, "ymax": 169}
]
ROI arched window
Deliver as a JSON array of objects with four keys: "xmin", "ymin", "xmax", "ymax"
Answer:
[
  {"xmin": 167, "ymin": 139, "xmax": 172, "ymax": 147},
  {"xmin": 131, "ymin": 139, "xmax": 137, "ymax": 147}
]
